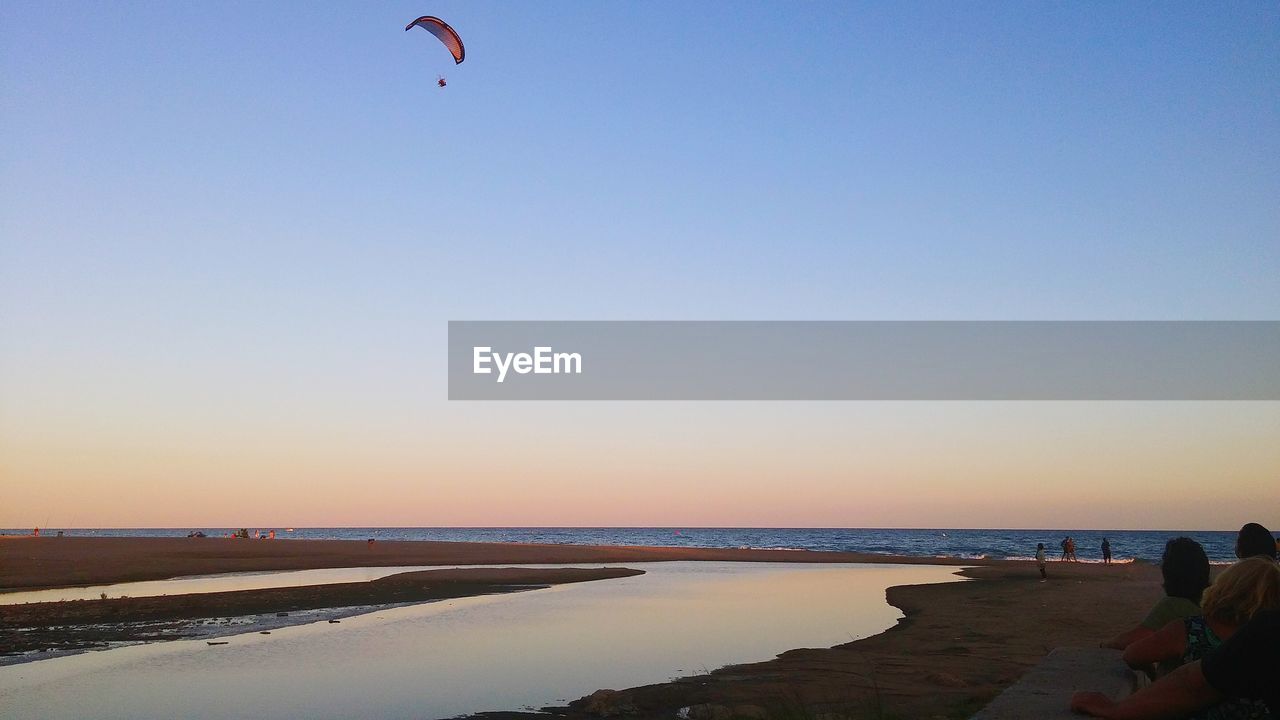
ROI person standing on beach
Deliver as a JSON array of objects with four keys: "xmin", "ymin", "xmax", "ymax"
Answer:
[
  {"xmin": 1037, "ymin": 543, "xmax": 1047, "ymax": 580},
  {"xmin": 1061, "ymin": 536, "xmax": 1071, "ymax": 561},
  {"xmin": 1103, "ymin": 538, "xmax": 1113, "ymax": 564}
]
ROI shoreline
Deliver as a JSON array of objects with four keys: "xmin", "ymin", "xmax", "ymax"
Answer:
[
  {"xmin": 550, "ymin": 561, "xmax": 1166, "ymax": 719},
  {"xmin": 0, "ymin": 567, "xmax": 642, "ymax": 661},
  {"xmin": 0, "ymin": 538, "xmax": 1167, "ymax": 718},
  {"xmin": 0, "ymin": 536, "xmax": 990, "ymax": 592}
]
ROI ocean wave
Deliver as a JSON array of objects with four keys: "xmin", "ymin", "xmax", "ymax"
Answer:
[
  {"xmin": 13, "ymin": 527, "xmax": 1249, "ymax": 564},
  {"xmin": 1003, "ymin": 555, "xmax": 1137, "ymax": 564}
]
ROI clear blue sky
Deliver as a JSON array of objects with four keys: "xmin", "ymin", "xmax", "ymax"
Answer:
[{"xmin": 1, "ymin": 2, "xmax": 1278, "ymax": 528}]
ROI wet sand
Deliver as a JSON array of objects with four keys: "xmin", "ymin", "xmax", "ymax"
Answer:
[
  {"xmin": 0, "ymin": 536, "xmax": 977, "ymax": 590},
  {"xmin": 558, "ymin": 561, "xmax": 1166, "ymax": 719},
  {"xmin": 1, "ymin": 538, "xmax": 1165, "ymax": 718}
]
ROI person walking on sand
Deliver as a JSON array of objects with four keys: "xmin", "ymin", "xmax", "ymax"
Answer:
[
  {"xmin": 1103, "ymin": 538, "xmax": 1113, "ymax": 564},
  {"xmin": 1037, "ymin": 543, "xmax": 1048, "ymax": 581},
  {"xmin": 1061, "ymin": 536, "xmax": 1071, "ymax": 561},
  {"xmin": 1066, "ymin": 536, "xmax": 1078, "ymax": 562}
]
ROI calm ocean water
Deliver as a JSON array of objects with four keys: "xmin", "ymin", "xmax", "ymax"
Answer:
[{"xmin": 4, "ymin": 527, "xmax": 1256, "ymax": 563}]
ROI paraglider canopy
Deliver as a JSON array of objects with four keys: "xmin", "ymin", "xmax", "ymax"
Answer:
[{"xmin": 405, "ymin": 16, "xmax": 465, "ymax": 64}]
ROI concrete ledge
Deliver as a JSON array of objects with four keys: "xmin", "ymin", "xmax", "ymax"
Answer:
[{"xmin": 972, "ymin": 647, "xmax": 1147, "ymax": 720}]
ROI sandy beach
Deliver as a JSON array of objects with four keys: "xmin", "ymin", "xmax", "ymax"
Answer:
[
  {"xmin": 560, "ymin": 561, "xmax": 1165, "ymax": 719},
  {"xmin": 0, "ymin": 536, "xmax": 979, "ymax": 590},
  {"xmin": 0, "ymin": 537, "xmax": 1169, "ymax": 718},
  {"xmin": 6, "ymin": 3, "xmax": 1272, "ymax": 718},
  {"xmin": 0, "ymin": 566, "xmax": 642, "ymax": 657}
]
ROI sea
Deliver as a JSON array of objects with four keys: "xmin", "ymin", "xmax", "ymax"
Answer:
[{"xmin": 3, "ymin": 527, "xmax": 1255, "ymax": 563}]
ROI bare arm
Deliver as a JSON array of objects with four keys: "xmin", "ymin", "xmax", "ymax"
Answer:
[
  {"xmin": 1102, "ymin": 624, "xmax": 1153, "ymax": 650},
  {"xmin": 1122, "ymin": 620, "xmax": 1185, "ymax": 670},
  {"xmin": 1070, "ymin": 661, "xmax": 1222, "ymax": 719}
]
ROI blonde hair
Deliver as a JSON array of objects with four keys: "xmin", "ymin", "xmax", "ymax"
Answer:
[{"xmin": 1201, "ymin": 556, "xmax": 1280, "ymax": 626}]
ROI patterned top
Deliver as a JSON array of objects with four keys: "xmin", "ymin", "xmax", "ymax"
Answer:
[{"xmin": 1183, "ymin": 616, "xmax": 1273, "ymax": 720}]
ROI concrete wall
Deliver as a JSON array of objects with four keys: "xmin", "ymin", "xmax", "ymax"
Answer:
[{"xmin": 971, "ymin": 647, "xmax": 1147, "ymax": 720}]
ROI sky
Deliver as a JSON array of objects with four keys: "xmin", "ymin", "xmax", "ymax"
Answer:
[{"xmin": 1, "ymin": 1, "xmax": 1278, "ymax": 530}]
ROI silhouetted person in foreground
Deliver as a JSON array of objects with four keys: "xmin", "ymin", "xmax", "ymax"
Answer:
[
  {"xmin": 1235, "ymin": 522, "xmax": 1277, "ymax": 560},
  {"xmin": 1102, "ymin": 537, "xmax": 1210, "ymax": 650},
  {"xmin": 1122, "ymin": 556, "xmax": 1280, "ymax": 694},
  {"xmin": 1071, "ymin": 609, "xmax": 1280, "ymax": 718}
]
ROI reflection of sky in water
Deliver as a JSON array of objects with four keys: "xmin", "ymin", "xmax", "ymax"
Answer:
[
  {"xmin": 0, "ymin": 566, "xmax": 447, "ymax": 605},
  {"xmin": 0, "ymin": 562, "xmax": 962, "ymax": 719}
]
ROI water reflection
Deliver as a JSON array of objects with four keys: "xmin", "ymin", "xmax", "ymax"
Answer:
[
  {"xmin": 0, "ymin": 562, "xmax": 962, "ymax": 719},
  {"xmin": 0, "ymin": 566, "xmax": 445, "ymax": 605}
]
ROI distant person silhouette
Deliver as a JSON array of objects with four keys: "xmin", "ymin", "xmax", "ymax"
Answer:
[
  {"xmin": 1235, "ymin": 523, "xmax": 1277, "ymax": 560},
  {"xmin": 1036, "ymin": 543, "xmax": 1047, "ymax": 580},
  {"xmin": 1061, "ymin": 536, "xmax": 1071, "ymax": 561},
  {"xmin": 1066, "ymin": 536, "xmax": 1078, "ymax": 562},
  {"xmin": 1103, "ymin": 538, "xmax": 1113, "ymax": 564}
]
